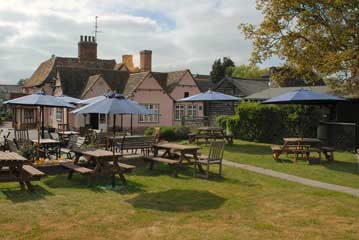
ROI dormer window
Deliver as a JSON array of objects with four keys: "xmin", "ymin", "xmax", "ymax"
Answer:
[{"xmin": 184, "ymin": 92, "xmax": 189, "ymax": 98}]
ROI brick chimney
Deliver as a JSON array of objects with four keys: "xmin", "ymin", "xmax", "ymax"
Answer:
[
  {"xmin": 140, "ymin": 50, "xmax": 152, "ymax": 72},
  {"xmin": 122, "ymin": 55, "xmax": 134, "ymax": 71},
  {"xmin": 78, "ymin": 35, "xmax": 97, "ymax": 61}
]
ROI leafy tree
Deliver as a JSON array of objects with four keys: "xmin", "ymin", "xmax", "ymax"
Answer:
[
  {"xmin": 239, "ymin": 1, "xmax": 359, "ymax": 94},
  {"xmin": 210, "ymin": 57, "xmax": 235, "ymax": 84},
  {"xmin": 17, "ymin": 78, "xmax": 29, "ymax": 86},
  {"xmin": 222, "ymin": 57, "xmax": 235, "ymax": 71},
  {"xmin": 270, "ymin": 65, "xmax": 325, "ymax": 87},
  {"xmin": 231, "ymin": 64, "xmax": 268, "ymax": 79}
]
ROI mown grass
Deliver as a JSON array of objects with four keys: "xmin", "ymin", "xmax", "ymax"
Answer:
[
  {"xmin": 0, "ymin": 164, "xmax": 359, "ymax": 240},
  {"xmin": 199, "ymin": 139, "xmax": 359, "ymax": 189}
]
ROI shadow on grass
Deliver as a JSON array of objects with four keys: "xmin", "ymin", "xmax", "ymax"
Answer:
[
  {"xmin": 224, "ymin": 143, "xmax": 271, "ymax": 156},
  {"xmin": 43, "ymin": 174, "xmax": 144, "ymax": 194},
  {"xmin": 323, "ymin": 160, "xmax": 359, "ymax": 175},
  {"xmin": 1, "ymin": 185, "xmax": 54, "ymax": 203},
  {"xmin": 127, "ymin": 189, "xmax": 226, "ymax": 212}
]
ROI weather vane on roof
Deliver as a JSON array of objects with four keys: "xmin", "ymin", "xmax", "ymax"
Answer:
[{"xmin": 94, "ymin": 16, "xmax": 102, "ymax": 40}]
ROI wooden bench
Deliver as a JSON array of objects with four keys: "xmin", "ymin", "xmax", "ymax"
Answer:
[
  {"xmin": 146, "ymin": 157, "xmax": 180, "ymax": 176},
  {"xmin": 60, "ymin": 162, "xmax": 94, "ymax": 174},
  {"xmin": 117, "ymin": 136, "xmax": 155, "ymax": 159},
  {"xmin": 321, "ymin": 146, "xmax": 335, "ymax": 161},
  {"xmin": 271, "ymin": 145, "xmax": 282, "ymax": 160},
  {"xmin": 109, "ymin": 162, "xmax": 136, "ymax": 172},
  {"xmin": 22, "ymin": 165, "xmax": 45, "ymax": 179}
]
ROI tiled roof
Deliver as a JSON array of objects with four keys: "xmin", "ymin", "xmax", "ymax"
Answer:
[
  {"xmin": 123, "ymin": 72, "xmax": 149, "ymax": 96},
  {"xmin": 57, "ymin": 67, "xmax": 129, "ymax": 98},
  {"xmin": 24, "ymin": 56, "xmax": 116, "ymax": 87},
  {"xmin": 193, "ymin": 74, "xmax": 212, "ymax": 92},
  {"xmin": 0, "ymin": 84, "xmax": 22, "ymax": 100},
  {"xmin": 214, "ymin": 76, "xmax": 270, "ymax": 97},
  {"xmin": 151, "ymin": 70, "xmax": 188, "ymax": 93}
]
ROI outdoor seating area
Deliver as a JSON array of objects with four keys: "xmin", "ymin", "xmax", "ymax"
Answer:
[
  {"xmin": 188, "ymin": 127, "xmax": 233, "ymax": 144},
  {"xmin": 271, "ymin": 137, "xmax": 336, "ymax": 163}
]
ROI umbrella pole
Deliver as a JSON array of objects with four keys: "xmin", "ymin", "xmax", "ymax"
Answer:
[
  {"xmin": 37, "ymin": 115, "xmax": 40, "ymax": 160},
  {"xmin": 41, "ymin": 106, "xmax": 45, "ymax": 138},
  {"xmin": 130, "ymin": 114, "xmax": 133, "ymax": 135},
  {"xmin": 62, "ymin": 108, "xmax": 65, "ymax": 135},
  {"xmin": 121, "ymin": 114, "xmax": 123, "ymax": 132},
  {"xmin": 106, "ymin": 114, "xmax": 109, "ymax": 150},
  {"xmin": 113, "ymin": 114, "xmax": 116, "ymax": 136}
]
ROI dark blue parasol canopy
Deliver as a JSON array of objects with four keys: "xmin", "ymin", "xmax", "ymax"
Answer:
[
  {"xmin": 262, "ymin": 89, "xmax": 345, "ymax": 105},
  {"xmin": 178, "ymin": 90, "xmax": 240, "ymax": 102}
]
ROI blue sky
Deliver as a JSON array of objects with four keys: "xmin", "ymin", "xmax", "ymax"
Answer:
[{"xmin": 0, "ymin": 0, "xmax": 278, "ymax": 84}]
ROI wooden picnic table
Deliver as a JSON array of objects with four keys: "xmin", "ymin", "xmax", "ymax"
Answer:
[
  {"xmin": 151, "ymin": 143, "xmax": 202, "ymax": 176},
  {"xmin": 189, "ymin": 127, "xmax": 233, "ymax": 144},
  {"xmin": 31, "ymin": 139, "xmax": 61, "ymax": 158},
  {"xmin": 70, "ymin": 148, "xmax": 130, "ymax": 186},
  {"xmin": 0, "ymin": 151, "xmax": 44, "ymax": 190},
  {"xmin": 271, "ymin": 137, "xmax": 334, "ymax": 163},
  {"xmin": 57, "ymin": 131, "xmax": 79, "ymax": 136}
]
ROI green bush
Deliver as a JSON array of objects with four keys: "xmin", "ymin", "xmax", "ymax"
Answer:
[
  {"xmin": 217, "ymin": 101, "xmax": 322, "ymax": 143},
  {"xmin": 145, "ymin": 126, "xmax": 190, "ymax": 141}
]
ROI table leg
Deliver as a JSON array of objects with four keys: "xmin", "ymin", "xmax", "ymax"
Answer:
[
  {"xmin": 25, "ymin": 181, "xmax": 34, "ymax": 191},
  {"xmin": 68, "ymin": 153, "xmax": 80, "ymax": 179}
]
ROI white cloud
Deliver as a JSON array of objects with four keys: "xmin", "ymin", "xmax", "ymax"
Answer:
[{"xmin": 0, "ymin": 0, "xmax": 275, "ymax": 84}]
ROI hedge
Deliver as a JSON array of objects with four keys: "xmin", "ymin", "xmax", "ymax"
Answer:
[
  {"xmin": 145, "ymin": 126, "xmax": 190, "ymax": 141},
  {"xmin": 217, "ymin": 101, "xmax": 322, "ymax": 143}
]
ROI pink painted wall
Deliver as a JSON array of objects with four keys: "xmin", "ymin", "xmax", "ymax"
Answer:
[
  {"xmin": 121, "ymin": 73, "xmax": 173, "ymax": 130},
  {"xmin": 169, "ymin": 71, "xmax": 204, "ymax": 125}
]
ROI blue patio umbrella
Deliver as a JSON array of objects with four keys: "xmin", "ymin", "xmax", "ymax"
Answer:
[
  {"xmin": 262, "ymin": 88, "xmax": 346, "ymax": 137},
  {"xmin": 4, "ymin": 91, "xmax": 75, "ymax": 138},
  {"xmin": 56, "ymin": 95, "xmax": 81, "ymax": 104},
  {"xmin": 262, "ymin": 88, "xmax": 345, "ymax": 105},
  {"xmin": 178, "ymin": 90, "xmax": 240, "ymax": 126},
  {"xmin": 77, "ymin": 95, "xmax": 105, "ymax": 105},
  {"xmin": 178, "ymin": 90, "xmax": 240, "ymax": 102},
  {"xmin": 72, "ymin": 92, "xmax": 158, "ymax": 135}
]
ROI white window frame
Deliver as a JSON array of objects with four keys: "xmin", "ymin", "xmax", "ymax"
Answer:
[
  {"xmin": 56, "ymin": 108, "xmax": 62, "ymax": 122},
  {"xmin": 139, "ymin": 104, "xmax": 160, "ymax": 123},
  {"xmin": 187, "ymin": 105, "xmax": 197, "ymax": 118},
  {"xmin": 175, "ymin": 105, "xmax": 185, "ymax": 121}
]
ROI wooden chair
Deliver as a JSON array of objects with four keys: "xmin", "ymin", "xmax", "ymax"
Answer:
[
  {"xmin": 8, "ymin": 140, "xmax": 19, "ymax": 152},
  {"xmin": 61, "ymin": 136, "xmax": 85, "ymax": 159},
  {"xmin": 194, "ymin": 141, "xmax": 225, "ymax": 178},
  {"xmin": 14, "ymin": 129, "xmax": 30, "ymax": 148}
]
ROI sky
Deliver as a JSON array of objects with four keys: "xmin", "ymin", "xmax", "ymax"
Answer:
[{"xmin": 0, "ymin": 0, "xmax": 278, "ymax": 84}]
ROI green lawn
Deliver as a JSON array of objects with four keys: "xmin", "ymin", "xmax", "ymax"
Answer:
[
  {"xmin": 0, "ymin": 164, "xmax": 359, "ymax": 239},
  {"xmin": 200, "ymin": 139, "xmax": 359, "ymax": 189}
]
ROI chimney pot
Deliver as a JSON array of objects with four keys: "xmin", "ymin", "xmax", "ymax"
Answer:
[
  {"xmin": 93, "ymin": 36, "xmax": 96, "ymax": 42},
  {"xmin": 140, "ymin": 50, "xmax": 152, "ymax": 72},
  {"xmin": 78, "ymin": 35, "xmax": 97, "ymax": 61}
]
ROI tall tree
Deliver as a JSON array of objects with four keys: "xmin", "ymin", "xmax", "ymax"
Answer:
[
  {"xmin": 17, "ymin": 78, "xmax": 29, "ymax": 86},
  {"xmin": 240, "ymin": 1, "xmax": 359, "ymax": 95},
  {"xmin": 210, "ymin": 57, "xmax": 235, "ymax": 84},
  {"xmin": 231, "ymin": 64, "xmax": 268, "ymax": 79}
]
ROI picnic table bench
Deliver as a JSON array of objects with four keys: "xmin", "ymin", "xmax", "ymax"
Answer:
[
  {"xmin": 271, "ymin": 138, "xmax": 335, "ymax": 163},
  {"xmin": 61, "ymin": 148, "xmax": 135, "ymax": 186},
  {"xmin": 188, "ymin": 127, "xmax": 233, "ymax": 144},
  {"xmin": 0, "ymin": 151, "xmax": 45, "ymax": 191},
  {"xmin": 146, "ymin": 143, "xmax": 200, "ymax": 177}
]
